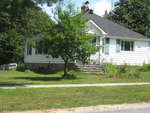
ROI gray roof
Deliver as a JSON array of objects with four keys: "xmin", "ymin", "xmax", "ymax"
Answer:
[
  {"xmin": 27, "ymin": 33, "xmax": 43, "ymax": 42},
  {"xmin": 84, "ymin": 11, "xmax": 150, "ymax": 41}
]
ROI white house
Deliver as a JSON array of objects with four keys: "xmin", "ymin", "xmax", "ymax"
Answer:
[{"xmin": 24, "ymin": 11, "xmax": 150, "ymax": 68}]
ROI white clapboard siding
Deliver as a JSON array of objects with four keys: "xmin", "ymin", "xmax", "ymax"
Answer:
[
  {"xmin": 100, "ymin": 39, "xmax": 150, "ymax": 66},
  {"xmin": 24, "ymin": 46, "xmax": 65, "ymax": 64},
  {"xmin": 24, "ymin": 38, "xmax": 150, "ymax": 66}
]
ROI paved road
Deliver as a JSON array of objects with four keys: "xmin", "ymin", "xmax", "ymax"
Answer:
[
  {"xmin": 5, "ymin": 103, "xmax": 150, "ymax": 113},
  {"xmin": 88, "ymin": 107, "xmax": 150, "ymax": 113}
]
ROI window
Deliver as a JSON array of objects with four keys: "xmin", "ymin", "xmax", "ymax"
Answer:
[
  {"xmin": 92, "ymin": 38, "xmax": 96, "ymax": 46},
  {"xmin": 35, "ymin": 42, "xmax": 44, "ymax": 55},
  {"xmin": 116, "ymin": 40, "xmax": 120, "ymax": 53},
  {"xmin": 102, "ymin": 38, "xmax": 110, "ymax": 54},
  {"xmin": 105, "ymin": 38, "xmax": 110, "ymax": 55},
  {"xmin": 92, "ymin": 37, "xmax": 100, "ymax": 46},
  {"xmin": 102, "ymin": 38, "xmax": 104, "ymax": 53},
  {"xmin": 121, "ymin": 41, "xmax": 134, "ymax": 51},
  {"xmin": 35, "ymin": 47, "xmax": 43, "ymax": 55},
  {"xmin": 27, "ymin": 44, "xmax": 32, "ymax": 55}
]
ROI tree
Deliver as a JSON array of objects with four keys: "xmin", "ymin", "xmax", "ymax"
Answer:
[
  {"xmin": 107, "ymin": 0, "xmax": 150, "ymax": 37},
  {"xmin": 0, "ymin": 9, "xmax": 52, "ymax": 64},
  {"xmin": 0, "ymin": 0, "xmax": 56, "ymax": 64},
  {"xmin": 37, "ymin": 4, "xmax": 99, "ymax": 78}
]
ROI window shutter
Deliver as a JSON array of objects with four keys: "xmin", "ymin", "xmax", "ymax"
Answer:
[
  {"xmin": 116, "ymin": 39, "xmax": 120, "ymax": 53},
  {"xmin": 105, "ymin": 38, "xmax": 110, "ymax": 55},
  {"xmin": 102, "ymin": 38, "xmax": 104, "ymax": 53},
  {"xmin": 92, "ymin": 38, "xmax": 96, "ymax": 46}
]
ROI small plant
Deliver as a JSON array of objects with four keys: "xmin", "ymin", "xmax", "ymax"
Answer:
[
  {"xmin": 25, "ymin": 69, "xmax": 32, "ymax": 73},
  {"xmin": 17, "ymin": 63, "xmax": 25, "ymax": 71},
  {"xmin": 118, "ymin": 65, "xmax": 129, "ymax": 73},
  {"xmin": 125, "ymin": 68, "xmax": 140, "ymax": 78},
  {"xmin": 103, "ymin": 63, "xmax": 140, "ymax": 79},
  {"xmin": 103, "ymin": 63, "xmax": 118, "ymax": 78},
  {"xmin": 139, "ymin": 63, "xmax": 150, "ymax": 72}
]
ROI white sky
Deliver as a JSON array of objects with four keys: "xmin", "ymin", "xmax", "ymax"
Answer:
[
  {"xmin": 93, "ymin": 0, "xmax": 112, "ymax": 16},
  {"xmin": 41, "ymin": 0, "xmax": 118, "ymax": 17}
]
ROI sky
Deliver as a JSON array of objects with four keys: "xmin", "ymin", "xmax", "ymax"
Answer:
[{"xmin": 41, "ymin": 0, "xmax": 119, "ymax": 17}]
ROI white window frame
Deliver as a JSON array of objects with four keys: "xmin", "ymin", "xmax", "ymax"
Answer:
[
  {"xmin": 121, "ymin": 40, "xmax": 134, "ymax": 51},
  {"xmin": 27, "ymin": 44, "xmax": 32, "ymax": 55}
]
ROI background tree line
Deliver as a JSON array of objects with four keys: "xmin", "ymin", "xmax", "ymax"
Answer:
[
  {"xmin": 0, "ymin": 0, "xmax": 59, "ymax": 65},
  {"xmin": 107, "ymin": 0, "xmax": 150, "ymax": 38}
]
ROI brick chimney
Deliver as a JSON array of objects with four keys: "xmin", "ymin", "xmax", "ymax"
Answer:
[{"xmin": 81, "ymin": 1, "xmax": 90, "ymax": 13}]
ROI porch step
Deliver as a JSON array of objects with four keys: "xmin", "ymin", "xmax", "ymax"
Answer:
[{"xmin": 75, "ymin": 64, "xmax": 104, "ymax": 74}]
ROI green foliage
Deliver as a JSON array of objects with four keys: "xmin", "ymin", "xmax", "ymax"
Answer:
[
  {"xmin": 0, "ymin": 0, "xmax": 53, "ymax": 64},
  {"xmin": 125, "ymin": 68, "xmax": 140, "ymax": 79},
  {"xmin": 17, "ymin": 63, "xmax": 25, "ymax": 71},
  {"xmin": 103, "ymin": 63, "xmax": 118, "ymax": 78},
  {"xmin": 139, "ymin": 63, "xmax": 150, "ymax": 72},
  {"xmin": 37, "ymin": 3, "xmax": 99, "ymax": 77},
  {"xmin": 108, "ymin": 0, "xmax": 150, "ymax": 37},
  {"xmin": 0, "ymin": 30, "xmax": 24, "ymax": 64},
  {"xmin": 35, "ymin": 0, "xmax": 63, "ymax": 6},
  {"xmin": 103, "ymin": 63, "xmax": 140, "ymax": 79}
]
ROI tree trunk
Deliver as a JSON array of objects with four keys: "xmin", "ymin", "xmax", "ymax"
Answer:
[{"xmin": 63, "ymin": 60, "xmax": 68, "ymax": 78}]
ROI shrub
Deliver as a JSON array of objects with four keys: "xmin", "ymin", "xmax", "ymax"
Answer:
[
  {"xmin": 103, "ymin": 63, "xmax": 118, "ymax": 78},
  {"xmin": 103, "ymin": 63, "xmax": 140, "ymax": 79},
  {"xmin": 139, "ymin": 63, "xmax": 150, "ymax": 72},
  {"xmin": 17, "ymin": 63, "xmax": 25, "ymax": 71},
  {"xmin": 125, "ymin": 68, "xmax": 140, "ymax": 78},
  {"xmin": 25, "ymin": 69, "xmax": 33, "ymax": 73},
  {"xmin": 117, "ymin": 65, "xmax": 128, "ymax": 73}
]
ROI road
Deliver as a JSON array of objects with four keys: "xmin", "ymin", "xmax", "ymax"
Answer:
[
  {"xmin": 88, "ymin": 107, "xmax": 150, "ymax": 113},
  {"xmin": 5, "ymin": 103, "xmax": 150, "ymax": 113}
]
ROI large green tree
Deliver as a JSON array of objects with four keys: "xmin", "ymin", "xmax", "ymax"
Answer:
[
  {"xmin": 37, "ymin": 4, "xmax": 98, "ymax": 77},
  {"xmin": 108, "ymin": 0, "xmax": 150, "ymax": 37},
  {"xmin": 0, "ymin": 0, "xmax": 59, "ymax": 64}
]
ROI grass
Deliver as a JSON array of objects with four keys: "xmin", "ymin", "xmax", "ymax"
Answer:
[
  {"xmin": 0, "ymin": 70, "xmax": 150, "ymax": 86},
  {"xmin": 0, "ymin": 85, "xmax": 150, "ymax": 112}
]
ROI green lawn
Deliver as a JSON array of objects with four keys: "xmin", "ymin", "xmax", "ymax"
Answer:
[
  {"xmin": 1, "ymin": 85, "xmax": 150, "ymax": 112},
  {"xmin": 0, "ymin": 70, "xmax": 150, "ymax": 86}
]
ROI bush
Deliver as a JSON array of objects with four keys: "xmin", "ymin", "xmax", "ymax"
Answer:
[
  {"xmin": 17, "ymin": 63, "xmax": 25, "ymax": 71},
  {"xmin": 103, "ymin": 63, "xmax": 140, "ymax": 79},
  {"xmin": 125, "ymin": 68, "xmax": 140, "ymax": 78},
  {"xmin": 117, "ymin": 65, "xmax": 128, "ymax": 73},
  {"xmin": 139, "ymin": 63, "xmax": 150, "ymax": 72},
  {"xmin": 103, "ymin": 63, "xmax": 118, "ymax": 78}
]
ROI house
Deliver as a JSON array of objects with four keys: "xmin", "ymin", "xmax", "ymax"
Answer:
[{"xmin": 24, "ymin": 9, "xmax": 150, "ymax": 69}]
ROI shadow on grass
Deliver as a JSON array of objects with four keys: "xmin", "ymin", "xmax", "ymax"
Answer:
[
  {"xmin": 13, "ymin": 74, "xmax": 79, "ymax": 82},
  {"xmin": 17, "ymin": 69, "xmax": 64, "ymax": 75},
  {"xmin": 0, "ymin": 82, "xmax": 35, "ymax": 86},
  {"xmin": 31, "ymin": 69, "xmax": 63, "ymax": 75},
  {"xmin": 14, "ymin": 77, "xmax": 62, "ymax": 81}
]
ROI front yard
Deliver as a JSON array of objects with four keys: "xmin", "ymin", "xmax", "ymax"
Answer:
[
  {"xmin": 0, "ymin": 69, "xmax": 150, "ymax": 85},
  {"xmin": 1, "ymin": 69, "xmax": 150, "ymax": 112},
  {"xmin": 1, "ymin": 85, "xmax": 150, "ymax": 112}
]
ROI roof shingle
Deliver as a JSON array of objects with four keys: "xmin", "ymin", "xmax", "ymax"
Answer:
[{"xmin": 84, "ymin": 11, "xmax": 150, "ymax": 40}]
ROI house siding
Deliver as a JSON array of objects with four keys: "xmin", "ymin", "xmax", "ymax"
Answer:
[
  {"xmin": 24, "ymin": 38, "xmax": 150, "ymax": 66},
  {"xmin": 24, "ymin": 45, "xmax": 65, "ymax": 64},
  {"xmin": 100, "ymin": 39, "xmax": 150, "ymax": 66}
]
